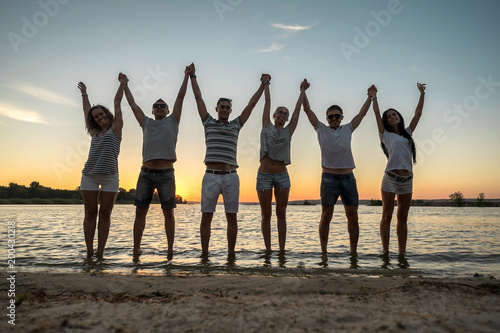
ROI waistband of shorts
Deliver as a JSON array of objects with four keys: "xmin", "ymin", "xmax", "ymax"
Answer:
[
  {"xmin": 385, "ymin": 170, "xmax": 412, "ymax": 182},
  {"xmin": 206, "ymin": 169, "xmax": 237, "ymax": 175},
  {"xmin": 141, "ymin": 166, "xmax": 174, "ymax": 173},
  {"xmin": 322, "ymin": 172, "xmax": 354, "ymax": 179}
]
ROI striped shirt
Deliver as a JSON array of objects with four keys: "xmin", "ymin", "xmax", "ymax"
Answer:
[
  {"xmin": 259, "ymin": 123, "xmax": 292, "ymax": 165},
  {"xmin": 82, "ymin": 128, "xmax": 121, "ymax": 175},
  {"xmin": 202, "ymin": 113, "xmax": 242, "ymax": 167}
]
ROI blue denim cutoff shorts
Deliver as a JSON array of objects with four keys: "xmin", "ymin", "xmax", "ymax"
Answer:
[
  {"xmin": 256, "ymin": 170, "xmax": 291, "ymax": 191},
  {"xmin": 320, "ymin": 172, "xmax": 359, "ymax": 206},
  {"xmin": 134, "ymin": 167, "xmax": 176, "ymax": 210}
]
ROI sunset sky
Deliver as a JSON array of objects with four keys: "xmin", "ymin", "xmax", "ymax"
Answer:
[{"xmin": 1, "ymin": 0, "xmax": 499, "ymax": 202}]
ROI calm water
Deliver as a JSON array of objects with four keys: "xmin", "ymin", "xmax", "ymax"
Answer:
[{"xmin": 1, "ymin": 204, "xmax": 499, "ymax": 278}]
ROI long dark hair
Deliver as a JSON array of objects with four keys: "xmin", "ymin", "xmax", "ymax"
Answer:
[
  {"xmin": 86, "ymin": 105, "xmax": 113, "ymax": 134},
  {"xmin": 381, "ymin": 108, "xmax": 416, "ymax": 163}
]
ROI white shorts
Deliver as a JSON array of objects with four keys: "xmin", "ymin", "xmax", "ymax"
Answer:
[
  {"xmin": 80, "ymin": 174, "xmax": 119, "ymax": 192},
  {"xmin": 201, "ymin": 172, "xmax": 239, "ymax": 213},
  {"xmin": 381, "ymin": 171, "xmax": 413, "ymax": 195}
]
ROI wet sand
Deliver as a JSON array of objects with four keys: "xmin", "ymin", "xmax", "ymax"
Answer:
[{"xmin": 5, "ymin": 272, "xmax": 500, "ymax": 332}]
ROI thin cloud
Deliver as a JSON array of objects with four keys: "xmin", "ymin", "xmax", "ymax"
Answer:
[
  {"xmin": 7, "ymin": 82, "xmax": 79, "ymax": 107},
  {"xmin": 271, "ymin": 22, "xmax": 313, "ymax": 38},
  {"xmin": 258, "ymin": 42, "xmax": 284, "ymax": 53},
  {"xmin": 0, "ymin": 104, "xmax": 49, "ymax": 124},
  {"xmin": 271, "ymin": 23, "xmax": 312, "ymax": 32}
]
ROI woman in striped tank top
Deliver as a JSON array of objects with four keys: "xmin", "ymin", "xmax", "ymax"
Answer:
[
  {"xmin": 77, "ymin": 73, "xmax": 126, "ymax": 258},
  {"xmin": 257, "ymin": 78, "xmax": 309, "ymax": 253}
]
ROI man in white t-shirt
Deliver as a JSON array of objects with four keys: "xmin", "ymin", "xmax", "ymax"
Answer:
[{"xmin": 303, "ymin": 85, "xmax": 376, "ymax": 255}]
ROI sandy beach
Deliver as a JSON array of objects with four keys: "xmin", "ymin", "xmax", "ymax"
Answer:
[{"xmin": 2, "ymin": 271, "xmax": 498, "ymax": 332}]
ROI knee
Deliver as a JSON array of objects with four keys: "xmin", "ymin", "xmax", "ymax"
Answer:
[
  {"xmin": 84, "ymin": 206, "xmax": 98, "ymax": 220},
  {"xmin": 321, "ymin": 211, "xmax": 333, "ymax": 222},
  {"xmin": 261, "ymin": 210, "xmax": 272, "ymax": 221},
  {"xmin": 99, "ymin": 208, "xmax": 113, "ymax": 220}
]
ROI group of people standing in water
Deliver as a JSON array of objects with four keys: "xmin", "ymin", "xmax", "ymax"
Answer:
[{"xmin": 78, "ymin": 63, "xmax": 426, "ymax": 259}]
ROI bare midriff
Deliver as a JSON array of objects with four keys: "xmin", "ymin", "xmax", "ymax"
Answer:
[
  {"xmin": 143, "ymin": 159, "xmax": 174, "ymax": 170},
  {"xmin": 322, "ymin": 167, "xmax": 353, "ymax": 175},
  {"xmin": 387, "ymin": 169, "xmax": 412, "ymax": 176},
  {"xmin": 205, "ymin": 162, "xmax": 236, "ymax": 171},
  {"xmin": 258, "ymin": 155, "xmax": 287, "ymax": 174}
]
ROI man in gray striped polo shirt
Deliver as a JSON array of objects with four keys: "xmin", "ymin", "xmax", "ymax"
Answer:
[{"xmin": 189, "ymin": 63, "xmax": 270, "ymax": 255}]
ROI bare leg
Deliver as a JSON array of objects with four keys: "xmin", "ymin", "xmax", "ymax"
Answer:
[
  {"xmin": 380, "ymin": 191, "xmax": 396, "ymax": 255},
  {"xmin": 95, "ymin": 191, "xmax": 118, "ymax": 257},
  {"xmin": 344, "ymin": 205, "xmax": 359, "ymax": 253},
  {"xmin": 274, "ymin": 187, "xmax": 290, "ymax": 253},
  {"xmin": 319, "ymin": 205, "xmax": 334, "ymax": 254},
  {"xmin": 133, "ymin": 206, "xmax": 149, "ymax": 255},
  {"xmin": 82, "ymin": 190, "xmax": 99, "ymax": 257},
  {"xmin": 396, "ymin": 193, "xmax": 412, "ymax": 254},
  {"xmin": 163, "ymin": 208, "xmax": 175, "ymax": 257},
  {"xmin": 226, "ymin": 212, "xmax": 238, "ymax": 253},
  {"xmin": 257, "ymin": 189, "xmax": 273, "ymax": 251},
  {"xmin": 200, "ymin": 212, "xmax": 213, "ymax": 254}
]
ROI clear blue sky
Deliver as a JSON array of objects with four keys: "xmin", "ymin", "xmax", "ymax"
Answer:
[{"xmin": 1, "ymin": 0, "xmax": 499, "ymax": 201}]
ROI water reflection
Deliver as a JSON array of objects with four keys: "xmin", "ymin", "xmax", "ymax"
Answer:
[
  {"xmin": 398, "ymin": 253, "xmax": 410, "ymax": 269},
  {"xmin": 82, "ymin": 257, "xmax": 110, "ymax": 273},
  {"xmin": 350, "ymin": 252, "xmax": 359, "ymax": 269},
  {"xmin": 381, "ymin": 253, "xmax": 391, "ymax": 269}
]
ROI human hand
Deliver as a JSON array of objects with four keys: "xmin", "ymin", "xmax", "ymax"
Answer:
[
  {"xmin": 417, "ymin": 82, "xmax": 426, "ymax": 94},
  {"xmin": 185, "ymin": 63, "xmax": 194, "ymax": 76},
  {"xmin": 368, "ymin": 85, "xmax": 377, "ymax": 97},
  {"xmin": 118, "ymin": 73, "xmax": 128, "ymax": 83},
  {"xmin": 78, "ymin": 82, "xmax": 87, "ymax": 94},
  {"xmin": 300, "ymin": 79, "xmax": 310, "ymax": 91},
  {"xmin": 261, "ymin": 73, "xmax": 271, "ymax": 83}
]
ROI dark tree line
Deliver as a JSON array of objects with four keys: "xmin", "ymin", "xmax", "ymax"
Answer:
[{"xmin": 0, "ymin": 182, "xmax": 187, "ymax": 204}]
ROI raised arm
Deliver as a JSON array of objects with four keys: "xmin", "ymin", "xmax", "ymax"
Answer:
[
  {"xmin": 112, "ymin": 73, "xmax": 127, "ymax": 138},
  {"xmin": 124, "ymin": 76, "xmax": 145, "ymax": 125},
  {"xmin": 288, "ymin": 79, "xmax": 309, "ymax": 135},
  {"xmin": 351, "ymin": 85, "xmax": 375, "ymax": 130},
  {"xmin": 240, "ymin": 74, "xmax": 270, "ymax": 126},
  {"xmin": 189, "ymin": 63, "xmax": 208, "ymax": 120},
  {"xmin": 302, "ymin": 90, "xmax": 319, "ymax": 128},
  {"xmin": 262, "ymin": 76, "xmax": 271, "ymax": 128},
  {"xmin": 171, "ymin": 64, "xmax": 192, "ymax": 122},
  {"xmin": 409, "ymin": 83, "xmax": 426, "ymax": 133},
  {"xmin": 371, "ymin": 86, "xmax": 384, "ymax": 134},
  {"xmin": 78, "ymin": 81, "xmax": 91, "ymax": 120}
]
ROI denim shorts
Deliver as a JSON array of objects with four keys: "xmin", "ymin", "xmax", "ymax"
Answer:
[
  {"xmin": 134, "ymin": 167, "xmax": 176, "ymax": 210},
  {"xmin": 381, "ymin": 171, "xmax": 413, "ymax": 195},
  {"xmin": 80, "ymin": 173, "xmax": 119, "ymax": 192},
  {"xmin": 201, "ymin": 171, "xmax": 239, "ymax": 213},
  {"xmin": 320, "ymin": 172, "xmax": 359, "ymax": 206},
  {"xmin": 256, "ymin": 170, "xmax": 291, "ymax": 191}
]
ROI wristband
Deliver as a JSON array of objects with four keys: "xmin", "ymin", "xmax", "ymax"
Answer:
[
  {"xmin": 81, "ymin": 93, "xmax": 88, "ymax": 96},
  {"xmin": 263, "ymin": 81, "xmax": 270, "ymax": 85},
  {"xmin": 371, "ymin": 96, "xmax": 377, "ymax": 101},
  {"xmin": 190, "ymin": 74, "xmax": 196, "ymax": 78}
]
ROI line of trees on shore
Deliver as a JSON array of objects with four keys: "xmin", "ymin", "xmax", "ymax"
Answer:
[
  {"xmin": 0, "ymin": 182, "xmax": 187, "ymax": 205},
  {"xmin": 369, "ymin": 191, "xmax": 497, "ymax": 207}
]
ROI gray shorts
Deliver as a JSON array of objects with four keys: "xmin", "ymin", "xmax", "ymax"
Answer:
[
  {"xmin": 201, "ymin": 171, "xmax": 239, "ymax": 213},
  {"xmin": 381, "ymin": 171, "xmax": 413, "ymax": 195},
  {"xmin": 320, "ymin": 172, "xmax": 359, "ymax": 206},
  {"xmin": 80, "ymin": 173, "xmax": 119, "ymax": 192},
  {"xmin": 134, "ymin": 167, "xmax": 176, "ymax": 210}
]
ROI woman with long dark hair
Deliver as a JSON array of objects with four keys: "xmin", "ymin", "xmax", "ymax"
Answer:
[
  {"xmin": 77, "ymin": 73, "xmax": 126, "ymax": 257},
  {"xmin": 372, "ymin": 83, "xmax": 426, "ymax": 255}
]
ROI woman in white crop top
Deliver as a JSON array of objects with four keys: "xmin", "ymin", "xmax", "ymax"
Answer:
[
  {"xmin": 372, "ymin": 83, "xmax": 426, "ymax": 257},
  {"xmin": 256, "ymin": 78, "xmax": 309, "ymax": 253},
  {"xmin": 78, "ymin": 73, "xmax": 126, "ymax": 258}
]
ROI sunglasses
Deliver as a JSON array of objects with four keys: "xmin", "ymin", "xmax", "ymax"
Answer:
[
  {"xmin": 327, "ymin": 114, "xmax": 342, "ymax": 120},
  {"xmin": 275, "ymin": 110, "xmax": 289, "ymax": 117},
  {"xmin": 153, "ymin": 104, "xmax": 167, "ymax": 109}
]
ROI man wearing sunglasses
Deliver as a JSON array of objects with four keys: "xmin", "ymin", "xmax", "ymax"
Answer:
[
  {"xmin": 124, "ymin": 64, "xmax": 193, "ymax": 259},
  {"xmin": 189, "ymin": 63, "xmax": 270, "ymax": 255},
  {"xmin": 303, "ymin": 85, "xmax": 376, "ymax": 256}
]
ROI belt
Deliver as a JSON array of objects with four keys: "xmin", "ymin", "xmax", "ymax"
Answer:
[
  {"xmin": 141, "ymin": 166, "xmax": 174, "ymax": 173},
  {"xmin": 385, "ymin": 171, "xmax": 412, "ymax": 182},
  {"xmin": 206, "ymin": 169, "xmax": 237, "ymax": 175}
]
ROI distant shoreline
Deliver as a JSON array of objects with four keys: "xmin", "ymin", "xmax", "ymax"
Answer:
[{"xmin": 1, "ymin": 198, "xmax": 499, "ymax": 207}]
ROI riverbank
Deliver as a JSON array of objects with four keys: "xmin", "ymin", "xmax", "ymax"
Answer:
[{"xmin": 6, "ymin": 272, "xmax": 500, "ymax": 332}]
